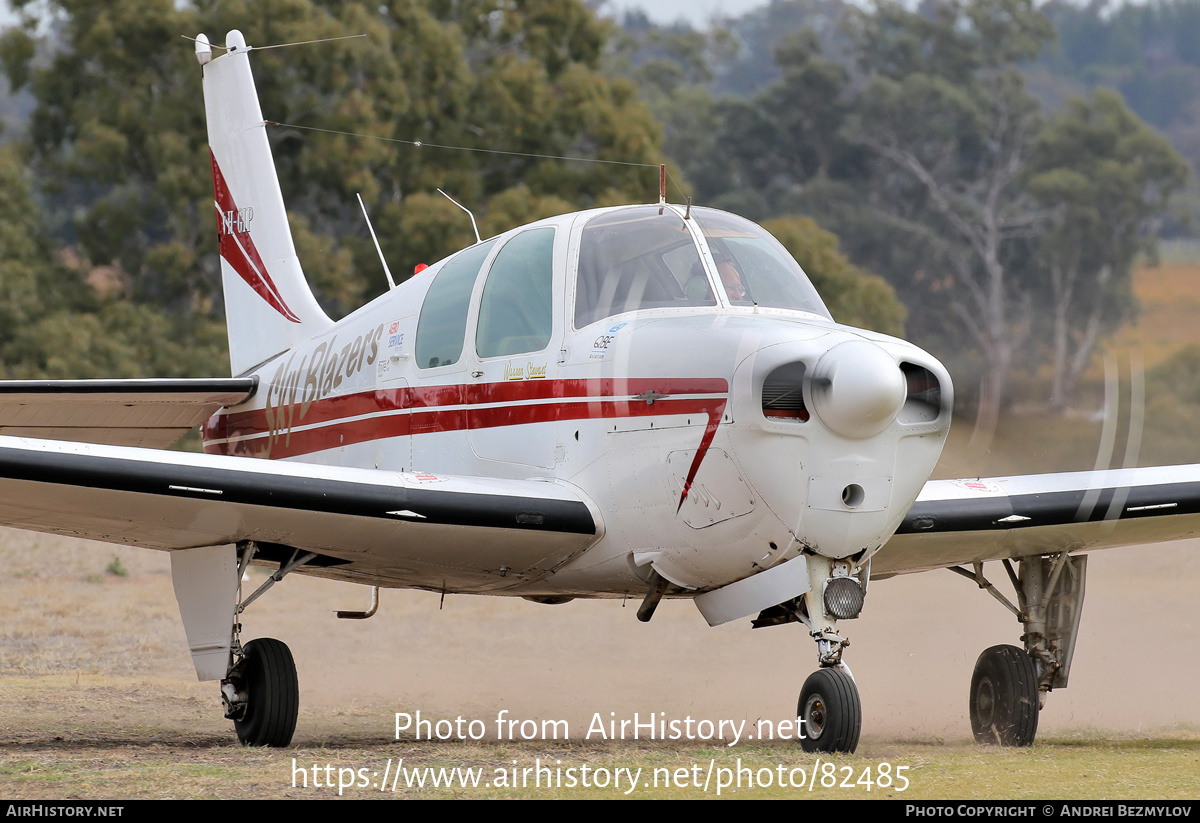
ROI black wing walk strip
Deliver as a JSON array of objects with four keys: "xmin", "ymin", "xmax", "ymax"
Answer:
[
  {"xmin": 0, "ymin": 444, "xmax": 595, "ymax": 535},
  {"xmin": 899, "ymin": 481, "xmax": 1200, "ymax": 535}
]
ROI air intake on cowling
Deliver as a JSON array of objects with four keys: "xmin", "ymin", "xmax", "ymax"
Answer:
[
  {"xmin": 899, "ymin": 362, "xmax": 942, "ymax": 424},
  {"xmin": 762, "ymin": 362, "xmax": 810, "ymax": 421}
]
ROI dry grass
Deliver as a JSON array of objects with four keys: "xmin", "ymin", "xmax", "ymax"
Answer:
[
  {"xmin": 4, "ymin": 733, "xmax": 1199, "ymax": 799},
  {"xmin": 1109, "ymin": 261, "xmax": 1200, "ymax": 369}
]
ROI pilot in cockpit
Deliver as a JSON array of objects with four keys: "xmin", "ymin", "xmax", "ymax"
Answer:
[{"xmin": 717, "ymin": 261, "xmax": 747, "ymax": 302}]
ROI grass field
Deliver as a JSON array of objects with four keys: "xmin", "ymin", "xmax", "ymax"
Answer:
[
  {"xmin": 1108, "ymin": 260, "xmax": 1200, "ymax": 369},
  {"xmin": 5, "ymin": 731, "xmax": 1199, "ymax": 799}
]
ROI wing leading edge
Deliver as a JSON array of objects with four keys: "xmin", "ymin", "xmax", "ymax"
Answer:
[
  {"xmin": 875, "ymin": 465, "xmax": 1200, "ymax": 577},
  {"xmin": 0, "ymin": 434, "xmax": 599, "ymax": 593},
  {"xmin": 0, "ymin": 378, "xmax": 257, "ymax": 448}
]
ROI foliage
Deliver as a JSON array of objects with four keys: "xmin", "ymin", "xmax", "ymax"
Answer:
[
  {"xmin": 104, "ymin": 554, "xmax": 128, "ymax": 577},
  {"xmin": 609, "ymin": 0, "xmax": 1193, "ymax": 431},
  {"xmin": 1039, "ymin": 0, "xmax": 1200, "ymax": 181},
  {"xmin": 847, "ymin": 1, "xmax": 1056, "ymax": 443},
  {"xmin": 850, "ymin": 0, "xmax": 1053, "ymax": 80},
  {"xmin": 0, "ymin": 0, "xmax": 666, "ymax": 378},
  {"xmin": 1027, "ymin": 88, "xmax": 1189, "ymax": 409},
  {"xmin": 0, "ymin": 145, "xmax": 83, "ymax": 354},
  {"xmin": 0, "ymin": 140, "xmax": 228, "ymax": 377},
  {"xmin": 1142, "ymin": 344, "xmax": 1200, "ymax": 465},
  {"xmin": 762, "ymin": 216, "xmax": 906, "ymax": 336},
  {"xmin": 4, "ymin": 302, "xmax": 228, "ymax": 379}
]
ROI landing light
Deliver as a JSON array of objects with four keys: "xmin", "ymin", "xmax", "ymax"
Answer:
[{"xmin": 824, "ymin": 576, "xmax": 864, "ymax": 620}]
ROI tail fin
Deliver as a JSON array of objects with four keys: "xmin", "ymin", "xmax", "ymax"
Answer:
[{"xmin": 199, "ymin": 30, "xmax": 332, "ymax": 376}]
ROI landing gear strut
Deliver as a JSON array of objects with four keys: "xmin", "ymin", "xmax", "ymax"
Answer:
[
  {"xmin": 754, "ymin": 554, "xmax": 867, "ymax": 753},
  {"xmin": 953, "ymin": 552, "xmax": 1087, "ymax": 747},
  {"xmin": 218, "ymin": 541, "xmax": 311, "ymax": 746}
]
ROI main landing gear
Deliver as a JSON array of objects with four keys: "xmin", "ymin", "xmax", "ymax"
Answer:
[
  {"xmin": 224, "ymin": 637, "xmax": 299, "ymax": 747},
  {"xmin": 953, "ymin": 552, "xmax": 1087, "ymax": 747},
  {"xmin": 214, "ymin": 541, "xmax": 311, "ymax": 747},
  {"xmin": 969, "ymin": 645, "xmax": 1038, "ymax": 746}
]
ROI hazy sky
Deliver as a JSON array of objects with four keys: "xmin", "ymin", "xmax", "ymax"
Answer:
[
  {"xmin": 601, "ymin": 0, "xmax": 771, "ymax": 27},
  {"xmin": 0, "ymin": 1, "xmax": 773, "ymax": 31}
]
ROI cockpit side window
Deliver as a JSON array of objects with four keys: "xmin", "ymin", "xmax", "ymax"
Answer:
[
  {"xmin": 415, "ymin": 239, "xmax": 497, "ymax": 369},
  {"xmin": 476, "ymin": 228, "xmax": 555, "ymax": 359},
  {"xmin": 575, "ymin": 206, "xmax": 714, "ymax": 328},
  {"xmin": 694, "ymin": 209, "xmax": 832, "ymax": 319}
]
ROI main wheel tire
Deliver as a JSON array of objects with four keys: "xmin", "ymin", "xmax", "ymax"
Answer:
[
  {"xmin": 234, "ymin": 638, "xmax": 299, "ymax": 747},
  {"xmin": 798, "ymin": 667, "xmax": 861, "ymax": 754},
  {"xmin": 970, "ymin": 644, "xmax": 1039, "ymax": 747}
]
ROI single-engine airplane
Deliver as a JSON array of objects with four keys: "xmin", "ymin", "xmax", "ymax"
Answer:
[{"xmin": 2, "ymin": 31, "xmax": 1197, "ymax": 753}]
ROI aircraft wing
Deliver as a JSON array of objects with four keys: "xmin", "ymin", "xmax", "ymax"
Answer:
[
  {"xmin": 0, "ymin": 434, "xmax": 599, "ymax": 593},
  {"xmin": 0, "ymin": 378, "xmax": 257, "ymax": 448},
  {"xmin": 874, "ymin": 465, "xmax": 1200, "ymax": 577}
]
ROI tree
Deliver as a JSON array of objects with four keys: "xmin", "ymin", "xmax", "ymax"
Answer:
[
  {"xmin": 0, "ymin": 144, "xmax": 83, "ymax": 370},
  {"xmin": 0, "ymin": 142, "xmax": 229, "ymax": 379},
  {"xmin": 851, "ymin": 0, "xmax": 1053, "ymax": 82},
  {"xmin": 1027, "ymin": 89, "xmax": 1188, "ymax": 409},
  {"xmin": 763, "ymin": 215, "xmax": 906, "ymax": 336},
  {"xmin": 848, "ymin": 0, "xmax": 1053, "ymax": 446},
  {"xmin": 1, "ymin": 0, "xmax": 665, "ymax": 337}
]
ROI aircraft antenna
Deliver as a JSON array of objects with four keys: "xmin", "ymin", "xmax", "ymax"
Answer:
[
  {"xmin": 356, "ymin": 193, "xmax": 397, "ymax": 290},
  {"xmin": 437, "ymin": 188, "xmax": 482, "ymax": 245},
  {"xmin": 182, "ymin": 33, "xmax": 366, "ymax": 53},
  {"xmin": 659, "ymin": 164, "xmax": 666, "ymax": 204}
]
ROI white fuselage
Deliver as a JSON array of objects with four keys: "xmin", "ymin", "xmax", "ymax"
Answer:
[{"xmin": 202, "ymin": 205, "xmax": 953, "ymax": 598}]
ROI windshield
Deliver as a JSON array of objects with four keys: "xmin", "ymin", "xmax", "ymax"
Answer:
[
  {"xmin": 693, "ymin": 208, "xmax": 831, "ymax": 319},
  {"xmin": 575, "ymin": 206, "xmax": 714, "ymax": 328}
]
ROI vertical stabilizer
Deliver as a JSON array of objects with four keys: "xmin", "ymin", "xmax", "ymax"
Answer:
[{"xmin": 200, "ymin": 30, "xmax": 333, "ymax": 376}]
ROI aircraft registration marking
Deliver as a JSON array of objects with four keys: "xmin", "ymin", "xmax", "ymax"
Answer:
[{"xmin": 210, "ymin": 152, "xmax": 300, "ymax": 323}]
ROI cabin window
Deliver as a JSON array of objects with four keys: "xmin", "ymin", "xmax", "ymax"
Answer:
[
  {"xmin": 575, "ymin": 206, "xmax": 714, "ymax": 328},
  {"xmin": 693, "ymin": 208, "xmax": 832, "ymax": 319},
  {"xmin": 476, "ymin": 228, "xmax": 555, "ymax": 359},
  {"xmin": 415, "ymin": 239, "xmax": 497, "ymax": 369}
]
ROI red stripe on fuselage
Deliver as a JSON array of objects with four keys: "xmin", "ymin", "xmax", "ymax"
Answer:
[
  {"xmin": 213, "ymin": 376, "xmax": 726, "ymax": 435},
  {"xmin": 203, "ymin": 378, "xmax": 728, "ymax": 503}
]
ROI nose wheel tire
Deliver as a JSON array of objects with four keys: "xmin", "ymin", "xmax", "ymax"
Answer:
[
  {"xmin": 969, "ymin": 644, "xmax": 1039, "ymax": 747},
  {"xmin": 234, "ymin": 638, "xmax": 299, "ymax": 747},
  {"xmin": 798, "ymin": 667, "xmax": 861, "ymax": 753}
]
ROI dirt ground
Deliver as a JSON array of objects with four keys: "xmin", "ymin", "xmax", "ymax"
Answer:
[{"xmin": 2, "ymin": 526, "xmax": 1197, "ymax": 753}]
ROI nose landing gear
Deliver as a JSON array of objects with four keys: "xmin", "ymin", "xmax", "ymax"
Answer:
[
  {"xmin": 753, "ymin": 554, "xmax": 867, "ymax": 753},
  {"xmin": 798, "ymin": 667, "xmax": 862, "ymax": 753}
]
